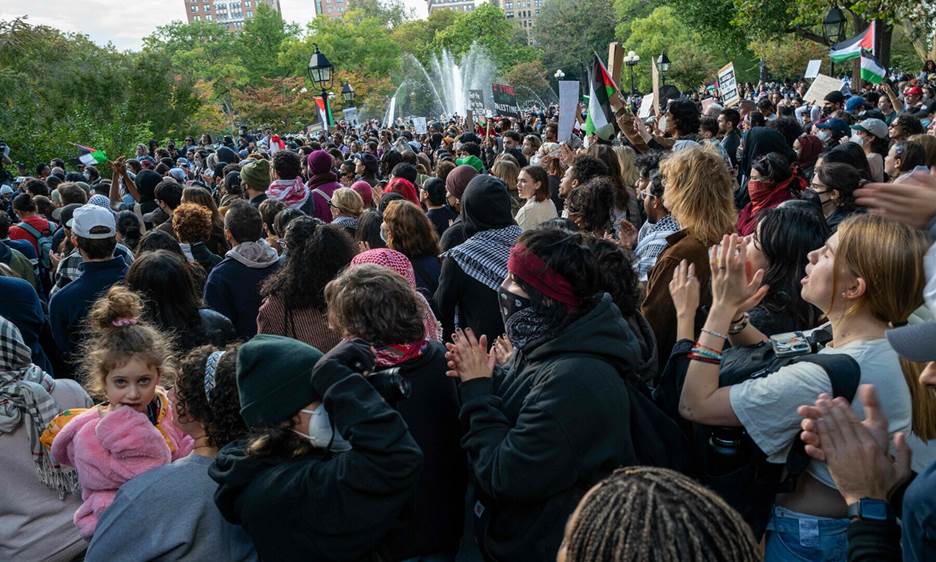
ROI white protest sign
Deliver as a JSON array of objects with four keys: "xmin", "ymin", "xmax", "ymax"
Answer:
[
  {"xmin": 413, "ymin": 117, "xmax": 427, "ymax": 135},
  {"xmin": 637, "ymin": 93, "xmax": 654, "ymax": 119},
  {"xmin": 558, "ymin": 80, "xmax": 580, "ymax": 142},
  {"xmin": 803, "ymin": 74, "xmax": 844, "ymax": 104},
  {"xmin": 804, "ymin": 60, "xmax": 822, "ymax": 80},
  {"xmin": 717, "ymin": 63, "xmax": 739, "ymax": 107}
]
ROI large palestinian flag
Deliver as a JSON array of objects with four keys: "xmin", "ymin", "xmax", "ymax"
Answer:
[
  {"xmin": 830, "ymin": 21, "xmax": 876, "ymax": 64},
  {"xmin": 315, "ymin": 97, "xmax": 334, "ymax": 128},
  {"xmin": 583, "ymin": 55, "xmax": 618, "ymax": 141}
]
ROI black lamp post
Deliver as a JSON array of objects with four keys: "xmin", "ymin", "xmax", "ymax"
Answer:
[
  {"xmin": 823, "ymin": 7, "xmax": 846, "ymax": 77},
  {"xmin": 342, "ymin": 82, "xmax": 357, "ymax": 127},
  {"xmin": 624, "ymin": 50, "xmax": 640, "ymax": 95},
  {"xmin": 657, "ymin": 51, "xmax": 671, "ymax": 86},
  {"xmin": 308, "ymin": 43, "xmax": 334, "ymax": 132}
]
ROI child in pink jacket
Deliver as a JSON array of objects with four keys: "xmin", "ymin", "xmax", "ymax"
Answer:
[{"xmin": 43, "ymin": 287, "xmax": 192, "ymax": 539}]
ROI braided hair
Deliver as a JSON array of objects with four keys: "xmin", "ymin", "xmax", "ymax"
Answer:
[{"xmin": 562, "ymin": 467, "xmax": 760, "ymax": 562}]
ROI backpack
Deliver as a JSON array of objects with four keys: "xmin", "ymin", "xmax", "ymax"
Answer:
[
  {"xmin": 654, "ymin": 332, "xmax": 860, "ymax": 540},
  {"xmin": 16, "ymin": 221, "xmax": 55, "ymax": 271}
]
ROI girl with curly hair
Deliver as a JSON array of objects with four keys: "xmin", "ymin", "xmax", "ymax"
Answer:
[{"xmin": 257, "ymin": 217, "xmax": 355, "ymax": 352}]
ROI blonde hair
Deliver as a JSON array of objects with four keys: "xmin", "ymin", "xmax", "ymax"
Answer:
[
  {"xmin": 660, "ymin": 146, "xmax": 736, "ymax": 246},
  {"xmin": 330, "ymin": 187, "xmax": 364, "ymax": 218},
  {"xmin": 491, "ymin": 159, "xmax": 520, "ymax": 192},
  {"xmin": 613, "ymin": 144, "xmax": 639, "ymax": 187},
  {"xmin": 81, "ymin": 286, "xmax": 176, "ymax": 400}
]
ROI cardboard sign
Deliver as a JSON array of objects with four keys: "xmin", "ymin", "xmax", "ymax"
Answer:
[
  {"xmin": 638, "ymin": 93, "xmax": 654, "ymax": 119},
  {"xmin": 342, "ymin": 107, "xmax": 359, "ymax": 127},
  {"xmin": 718, "ymin": 63, "xmax": 739, "ymax": 107},
  {"xmin": 468, "ymin": 89, "xmax": 486, "ymax": 114},
  {"xmin": 492, "ymin": 83, "xmax": 520, "ymax": 118},
  {"xmin": 804, "ymin": 59, "xmax": 822, "ymax": 80},
  {"xmin": 803, "ymin": 74, "xmax": 844, "ymax": 104},
  {"xmin": 558, "ymin": 80, "xmax": 579, "ymax": 143},
  {"xmin": 412, "ymin": 116, "xmax": 427, "ymax": 135}
]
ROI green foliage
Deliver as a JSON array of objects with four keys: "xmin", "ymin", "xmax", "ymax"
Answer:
[
  {"xmin": 532, "ymin": 0, "xmax": 616, "ymax": 82},
  {"xmin": 504, "ymin": 60, "xmax": 554, "ymax": 105},
  {"xmin": 748, "ymin": 35, "xmax": 828, "ymax": 80},
  {"xmin": 432, "ymin": 4, "xmax": 540, "ymax": 72},
  {"xmin": 391, "ymin": 9, "xmax": 459, "ymax": 68}
]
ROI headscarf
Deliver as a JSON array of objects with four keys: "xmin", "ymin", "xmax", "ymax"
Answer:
[
  {"xmin": 385, "ymin": 177, "xmax": 420, "ymax": 206},
  {"xmin": 796, "ymin": 134, "xmax": 823, "ymax": 170},
  {"xmin": 135, "ymin": 170, "xmax": 162, "ymax": 211},
  {"xmin": 351, "ymin": 180, "xmax": 375, "ymax": 208},
  {"xmin": 306, "ymin": 150, "xmax": 338, "ymax": 189},
  {"xmin": 444, "ymin": 165, "xmax": 478, "ymax": 201},
  {"xmin": 349, "ymin": 249, "xmax": 441, "ymax": 361},
  {"xmin": 736, "ymin": 127, "xmax": 796, "ymax": 209},
  {"xmin": 445, "ymin": 176, "xmax": 522, "ymax": 290},
  {"xmin": 0, "ymin": 317, "xmax": 78, "ymax": 498}
]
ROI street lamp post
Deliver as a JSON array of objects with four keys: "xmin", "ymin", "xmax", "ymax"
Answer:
[
  {"xmin": 822, "ymin": 7, "xmax": 846, "ymax": 77},
  {"xmin": 307, "ymin": 43, "xmax": 334, "ymax": 132},
  {"xmin": 342, "ymin": 82, "xmax": 356, "ymax": 128},
  {"xmin": 656, "ymin": 51, "xmax": 671, "ymax": 87},
  {"xmin": 624, "ymin": 50, "xmax": 640, "ymax": 95}
]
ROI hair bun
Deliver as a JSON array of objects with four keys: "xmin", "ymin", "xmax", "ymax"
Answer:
[{"xmin": 89, "ymin": 285, "xmax": 144, "ymax": 332}]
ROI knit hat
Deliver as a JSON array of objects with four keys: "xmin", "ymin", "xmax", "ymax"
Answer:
[
  {"xmin": 236, "ymin": 334, "xmax": 324, "ymax": 428},
  {"xmin": 240, "ymin": 159, "xmax": 271, "ymax": 191},
  {"xmin": 351, "ymin": 180, "xmax": 374, "ymax": 208},
  {"xmin": 307, "ymin": 150, "xmax": 333, "ymax": 176},
  {"xmin": 456, "ymin": 155, "xmax": 485, "ymax": 173},
  {"xmin": 445, "ymin": 164, "xmax": 479, "ymax": 200}
]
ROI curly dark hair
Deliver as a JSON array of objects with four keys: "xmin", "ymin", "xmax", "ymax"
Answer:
[
  {"xmin": 667, "ymin": 98, "xmax": 701, "ymax": 136},
  {"xmin": 172, "ymin": 202, "xmax": 214, "ymax": 244},
  {"xmin": 261, "ymin": 217, "xmax": 356, "ymax": 314},
  {"xmin": 273, "ymin": 150, "xmax": 302, "ymax": 180},
  {"xmin": 175, "ymin": 344, "xmax": 248, "ymax": 448},
  {"xmin": 324, "ymin": 263, "xmax": 425, "ymax": 345},
  {"xmin": 588, "ymin": 236, "xmax": 640, "ymax": 317},
  {"xmin": 565, "ymin": 177, "xmax": 615, "ymax": 235},
  {"xmin": 383, "ymin": 200, "xmax": 440, "ymax": 258}
]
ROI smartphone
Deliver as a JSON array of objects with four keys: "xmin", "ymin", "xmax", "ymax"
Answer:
[{"xmin": 770, "ymin": 331, "xmax": 811, "ymax": 358}]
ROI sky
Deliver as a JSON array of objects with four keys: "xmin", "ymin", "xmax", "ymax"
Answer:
[{"xmin": 0, "ymin": 0, "xmax": 428, "ymax": 51}]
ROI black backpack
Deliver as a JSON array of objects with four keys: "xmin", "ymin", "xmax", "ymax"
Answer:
[{"xmin": 654, "ymin": 333, "xmax": 860, "ymax": 540}]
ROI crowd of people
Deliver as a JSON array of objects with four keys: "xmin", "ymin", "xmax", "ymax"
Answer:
[{"xmin": 1, "ymin": 61, "xmax": 936, "ymax": 562}]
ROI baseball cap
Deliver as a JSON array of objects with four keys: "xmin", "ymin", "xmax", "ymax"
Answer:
[
  {"xmin": 0, "ymin": 185, "xmax": 13, "ymax": 196},
  {"xmin": 844, "ymin": 96, "xmax": 865, "ymax": 114},
  {"xmin": 824, "ymin": 91, "xmax": 845, "ymax": 104},
  {"xmin": 850, "ymin": 118, "xmax": 888, "ymax": 139},
  {"xmin": 887, "ymin": 322, "xmax": 936, "ymax": 362},
  {"xmin": 68, "ymin": 204, "xmax": 116, "ymax": 239},
  {"xmin": 816, "ymin": 118, "xmax": 850, "ymax": 137},
  {"xmin": 904, "ymin": 86, "xmax": 924, "ymax": 96}
]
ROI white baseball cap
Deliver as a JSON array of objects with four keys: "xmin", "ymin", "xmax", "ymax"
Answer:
[{"xmin": 68, "ymin": 204, "xmax": 116, "ymax": 239}]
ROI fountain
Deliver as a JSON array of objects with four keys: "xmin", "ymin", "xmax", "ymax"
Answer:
[{"xmin": 393, "ymin": 43, "xmax": 497, "ymax": 119}]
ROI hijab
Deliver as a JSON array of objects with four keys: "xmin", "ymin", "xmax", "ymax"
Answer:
[
  {"xmin": 460, "ymin": 175, "xmax": 517, "ymax": 238},
  {"xmin": 736, "ymin": 127, "xmax": 796, "ymax": 209}
]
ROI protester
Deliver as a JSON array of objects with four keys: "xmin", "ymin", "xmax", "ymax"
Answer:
[
  {"xmin": 631, "ymin": 168, "xmax": 680, "ymax": 283},
  {"xmin": 181, "ymin": 186, "xmax": 229, "ymax": 255},
  {"xmin": 257, "ymin": 217, "xmax": 353, "ymax": 351},
  {"xmin": 328, "ymin": 186, "xmax": 364, "ymax": 236},
  {"xmin": 239, "ymin": 159, "xmax": 270, "ymax": 208},
  {"xmin": 439, "ymin": 164, "xmax": 478, "ymax": 250},
  {"xmin": 203, "ymin": 202, "xmax": 279, "ymax": 340},
  {"xmin": 421, "ymin": 177, "xmax": 457, "ymax": 237},
  {"xmin": 514, "ymin": 165, "xmax": 558, "ymax": 231},
  {"xmin": 382, "ymin": 199, "xmax": 442, "ymax": 299},
  {"xmin": 269, "ymin": 150, "xmax": 314, "ymax": 215},
  {"xmin": 85, "ymin": 343, "xmax": 255, "ymax": 560},
  {"xmin": 736, "ymin": 152, "xmax": 802, "ymax": 236},
  {"xmin": 565, "ymin": 177, "xmax": 615, "ymax": 236},
  {"xmin": 306, "ymin": 149, "xmax": 341, "ymax": 223},
  {"xmin": 808, "ymin": 162, "xmax": 865, "ymax": 232}
]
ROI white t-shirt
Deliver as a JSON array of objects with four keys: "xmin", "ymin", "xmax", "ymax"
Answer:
[{"xmin": 729, "ymin": 338, "xmax": 912, "ymax": 489}]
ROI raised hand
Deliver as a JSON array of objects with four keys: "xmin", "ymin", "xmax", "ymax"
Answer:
[
  {"xmin": 669, "ymin": 259, "xmax": 700, "ymax": 321},
  {"xmin": 709, "ymin": 234, "xmax": 768, "ymax": 317},
  {"xmin": 444, "ymin": 328, "xmax": 495, "ymax": 382}
]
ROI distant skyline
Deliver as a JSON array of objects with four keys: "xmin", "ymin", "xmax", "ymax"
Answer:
[{"xmin": 0, "ymin": 0, "xmax": 428, "ymax": 51}]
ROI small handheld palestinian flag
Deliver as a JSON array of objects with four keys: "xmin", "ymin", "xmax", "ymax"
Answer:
[
  {"xmin": 583, "ymin": 54, "xmax": 619, "ymax": 141},
  {"xmin": 76, "ymin": 145, "xmax": 107, "ymax": 167},
  {"xmin": 860, "ymin": 55, "xmax": 886, "ymax": 84},
  {"xmin": 830, "ymin": 21, "xmax": 876, "ymax": 64}
]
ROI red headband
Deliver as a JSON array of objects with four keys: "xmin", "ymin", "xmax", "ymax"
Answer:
[{"xmin": 507, "ymin": 244, "xmax": 583, "ymax": 311}]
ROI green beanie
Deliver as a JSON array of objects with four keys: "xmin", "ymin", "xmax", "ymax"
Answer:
[
  {"xmin": 240, "ymin": 159, "xmax": 271, "ymax": 192},
  {"xmin": 236, "ymin": 334, "xmax": 324, "ymax": 428},
  {"xmin": 455, "ymin": 155, "xmax": 485, "ymax": 174}
]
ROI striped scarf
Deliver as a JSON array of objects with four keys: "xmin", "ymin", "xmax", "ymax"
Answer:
[
  {"xmin": 445, "ymin": 225, "xmax": 523, "ymax": 291},
  {"xmin": 0, "ymin": 317, "xmax": 79, "ymax": 498}
]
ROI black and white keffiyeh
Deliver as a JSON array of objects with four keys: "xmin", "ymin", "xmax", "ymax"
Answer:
[{"xmin": 445, "ymin": 225, "xmax": 522, "ymax": 291}]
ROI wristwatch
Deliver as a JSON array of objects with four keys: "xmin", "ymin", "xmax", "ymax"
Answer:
[{"xmin": 847, "ymin": 498, "xmax": 894, "ymax": 523}]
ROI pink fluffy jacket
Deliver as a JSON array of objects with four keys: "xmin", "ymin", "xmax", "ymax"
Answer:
[{"xmin": 50, "ymin": 403, "xmax": 193, "ymax": 539}]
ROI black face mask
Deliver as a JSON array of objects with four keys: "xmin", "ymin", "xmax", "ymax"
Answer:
[
  {"xmin": 497, "ymin": 285, "xmax": 532, "ymax": 326},
  {"xmin": 800, "ymin": 189, "xmax": 827, "ymax": 213}
]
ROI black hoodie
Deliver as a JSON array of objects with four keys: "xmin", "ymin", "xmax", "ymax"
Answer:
[
  {"xmin": 459, "ymin": 294, "xmax": 641, "ymax": 561},
  {"xmin": 209, "ymin": 360, "xmax": 423, "ymax": 562}
]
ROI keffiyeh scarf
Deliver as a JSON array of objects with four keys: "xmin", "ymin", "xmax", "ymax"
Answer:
[
  {"xmin": 445, "ymin": 225, "xmax": 523, "ymax": 291},
  {"xmin": 267, "ymin": 177, "xmax": 310, "ymax": 210}
]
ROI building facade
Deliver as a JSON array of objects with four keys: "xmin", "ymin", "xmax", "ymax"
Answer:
[
  {"xmin": 426, "ymin": 0, "xmax": 478, "ymax": 15},
  {"xmin": 183, "ymin": 0, "xmax": 282, "ymax": 30},
  {"xmin": 493, "ymin": 0, "xmax": 543, "ymax": 37},
  {"xmin": 313, "ymin": 0, "xmax": 349, "ymax": 18}
]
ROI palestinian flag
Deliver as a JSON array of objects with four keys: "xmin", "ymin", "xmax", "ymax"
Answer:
[
  {"xmin": 583, "ymin": 54, "xmax": 618, "ymax": 140},
  {"xmin": 315, "ymin": 97, "xmax": 334, "ymax": 128},
  {"xmin": 830, "ymin": 20, "xmax": 876, "ymax": 64},
  {"xmin": 860, "ymin": 54, "xmax": 886, "ymax": 84},
  {"xmin": 77, "ymin": 145, "xmax": 107, "ymax": 166}
]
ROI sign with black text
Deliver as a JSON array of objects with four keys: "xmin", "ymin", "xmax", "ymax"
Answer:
[
  {"xmin": 468, "ymin": 89, "xmax": 486, "ymax": 114},
  {"xmin": 717, "ymin": 63, "xmax": 739, "ymax": 107},
  {"xmin": 492, "ymin": 83, "xmax": 520, "ymax": 118}
]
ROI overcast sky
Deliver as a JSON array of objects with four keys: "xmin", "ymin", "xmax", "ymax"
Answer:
[{"xmin": 0, "ymin": 0, "xmax": 428, "ymax": 51}]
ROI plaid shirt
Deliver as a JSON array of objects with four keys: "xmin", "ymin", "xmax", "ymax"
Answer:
[
  {"xmin": 634, "ymin": 215, "xmax": 680, "ymax": 283},
  {"xmin": 50, "ymin": 244, "xmax": 135, "ymax": 296}
]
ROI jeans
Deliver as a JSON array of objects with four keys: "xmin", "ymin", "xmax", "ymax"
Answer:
[{"xmin": 765, "ymin": 506, "xmax": 849, "ymax": 562}]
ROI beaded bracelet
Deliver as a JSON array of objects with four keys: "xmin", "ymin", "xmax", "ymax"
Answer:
[
  {"xmin": 690, "ymin": 346, "xmax": 722, "ymax": 361},
  {"xmin": 701, "ymin": 328, "xmax": 728, "ymax": 340},
  {"xmin": 693, "ymin": 342, "xmax": 724, "ymax": 355}
]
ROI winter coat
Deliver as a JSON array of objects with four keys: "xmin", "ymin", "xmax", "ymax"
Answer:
[
  {"xmin": 209, "ymin": 358, "xmax": 423, "ymax": 562},
  {"xmin": 203, "ymin": 240, "xmax": 280, "ymax": 340},
  {"xmin": 459, "ymin": 294, "xmax": 640, "ymax": 561}
]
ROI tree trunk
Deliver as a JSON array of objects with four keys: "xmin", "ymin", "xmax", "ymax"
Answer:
[{"xmin": 877, "ymin": 21, "xmax": 893, "ymax": 69}]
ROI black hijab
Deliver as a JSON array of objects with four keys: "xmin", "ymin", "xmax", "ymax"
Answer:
[
  {"xmin": 736, "ymin": 127, "xmax": 796, "ymax": 209},
  {"xmin": 460, "ymin": 175, "xmax": 516, "ymax": 238},
  {"xmin": 134, "ymin": 170, "xmax": 162, "ymax": 214}
]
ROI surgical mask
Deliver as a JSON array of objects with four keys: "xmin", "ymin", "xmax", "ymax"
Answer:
[
  {"xmin": 497, "ymin": 285, "xmax": 532, "ymax": 326},
  {"xmin": 817, "ymin": 131, "xmax": 832, "ymax": 143},
  {"xmin": 850, "ymin": 133, "xmax": 865, "ymax": 146},
  {"xmin": 293, "ymin": 405, "xmax": 351, "ymax": 452}
]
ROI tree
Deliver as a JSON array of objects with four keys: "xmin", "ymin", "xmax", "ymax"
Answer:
[
  {"xmin": 432, "ymin": 4, "xmax": 540, "ymax": 72},
  {"xmin": 230, "ymin": 76, "xmax": 319, "ymax": 130},
  {"xmin": 532, "ymin": 0, "xmax": 616, "ymax": 82},
  {"xmin": 504, "ymin": 60, "xmax": 554, "ymax": 105},
  {"xmin": 347, "ymin": 0, "xmax": 409, "ymax": 28},
  {"xmin": 391, "ymin": 9, "xmax": 459, "ymax": 67},
  {"xmin": 238, "ymin": 4, "xmax": 299, "ymax": 84},
  {"xmin": 748, "ymin": 35, "xmax": 828, "ymax": 80}
]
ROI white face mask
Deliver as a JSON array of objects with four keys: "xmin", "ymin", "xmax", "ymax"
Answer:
[
  {"xmin": 293, "ymin": 405, "xmax": 351, "ymax": 452},
  {"xmin": 850, "ymin": 132, "xmax": 865, "ymax": 146}
]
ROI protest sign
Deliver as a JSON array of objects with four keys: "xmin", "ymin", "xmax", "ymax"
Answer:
[
  {"xmin": 492, "ymin": 83, "xmax": 520, "ymax": 118},
  {"xmin": 803, "ymin": 74, "xmax": 844, "ymax": 104},
  {"xmin": 804, "ymin": 59, "xmax": 822, "ymax": 79},
  {"xmin": 558, "ymin": 80, "xmax": 579, "ymax": 142},
  {"xmin": 468, "ymin": 89, "xmax": 486, "ymax": 114},
  {"xmin": 717, "ymin": 63, "xmax": 739, "ymax": 107},
  {"xmin": 342, "ymin": 107, "xmax": 359, "ymax": 127},
  {"xmin": 412, "ymin": 116, "xmax": 427, "ymax": 134},
  {"xmin": 638, "ymin": 93, "xmax": 654, "ymax": 119}
]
